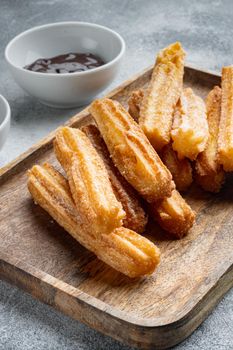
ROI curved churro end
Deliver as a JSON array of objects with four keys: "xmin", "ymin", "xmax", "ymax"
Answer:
[
  {"xmin": 139, "ymin": 42, "xmax": 185, "ymax": 151},
  {"xmin": 149, "ymin": 189, "xmax": 196, "ymax": 239},
  {"xmin": 90, "ymin": 98, "xmax": 174, "ymax": 203},
  {"xmin": 101, "ymin": 227, "xmax": 161, "ymax": 278},
  {"xmin": 82, "ymin": 124, "xmax": 148, "ymax": 233},
  {"xmin": 218, "ymin": 67, "xmax": 233, "ymax": 171},
  {"xmin": 54, "ymin": 126, "xmax": 125, "ymax": 236},
  {"xmin": 195, "ymin": 86, "xmax": 225, "ymax": 192},
  {"xmin": 27, "ymin": 163, "xmax": 160, "ymax": 278},
  {"xmin": 27, "ymin": 164, "xmax": 81, "ymax": 227},
  {"xmin": 171, "ymin": 88, "xmax": 209, "ymax": 160},
  {"xmin": 53, "ymin": 127, "xmax": 76, "ymax": 171}
]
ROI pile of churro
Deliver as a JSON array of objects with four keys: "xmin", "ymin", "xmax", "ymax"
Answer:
[{"xmin": 27, "ymin": 42, "xmax": 233, "ymax": 278}]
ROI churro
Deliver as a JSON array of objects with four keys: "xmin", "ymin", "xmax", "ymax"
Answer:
[
  {"xmin": 90, "ymin": 98, "xmax": 174, "ymax": 203},
  {"xmin": 128, "ymin": 89, "xmax": 193, "ymax": 191},
  {"xmin": 27, "ymin": 164, "xmax": 160, "ymax": 277},
  {"xmin": 149, "ymin": 189, "xmax": 195, "ymax": 238},
  {"xmin": 54, "ymin": 127, "xmax": 125, "ymax": 236},
  {"xmin": 196, "ymin": 86, "xmax": 225, "ymax": 192},
  {"xmin": 82, "ymin": 124, "xmax": 147, "ymax": 233},
  {"xmin": 218, "ymin": 66, "xmax": 233, "ymax": 171},
  {"xmin": 139, "ymin": 42, "xmax": 185, "ymax": 151},
  {"xmin": 171, "ymin": 87, "xmax": 209, "ymax": 160}
]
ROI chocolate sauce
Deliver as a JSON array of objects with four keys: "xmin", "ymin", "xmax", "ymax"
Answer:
[{"xmin": 24, "ymin": 53, "xmax": 105, "ymax": 73}]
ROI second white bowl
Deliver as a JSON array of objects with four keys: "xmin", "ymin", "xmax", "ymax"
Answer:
[
  {"xmin": 0, "ymin": 95, "xmax": 11, "ymax": 151},
  {"xmin": 5, "ymin": 22, "xmax": 125, "ymax": 108}
]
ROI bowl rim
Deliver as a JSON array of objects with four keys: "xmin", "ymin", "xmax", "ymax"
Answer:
[
  {"xmin": 0, "ymin": 95, "xmax": 11, "ymax": 132},
  {"xmin": 5, "ymin": 21, "xmax": 126, "ymax": 77}
]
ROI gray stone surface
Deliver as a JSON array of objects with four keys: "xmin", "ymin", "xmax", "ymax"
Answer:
[{"xmin": 0, "ymin": 0, "xmax": 232, "ymax": 349}]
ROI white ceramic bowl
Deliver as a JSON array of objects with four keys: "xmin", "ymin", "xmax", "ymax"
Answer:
[
  {"xmin": 0, "ymin": 95, "xmax": 11, "ymax": 151},
  {"xmin": 5, "ymin": 22, "xmax": 125, "ymax": 108}
]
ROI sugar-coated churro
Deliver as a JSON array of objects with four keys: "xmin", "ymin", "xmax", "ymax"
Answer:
[
  {"xmin": 90, "ymin": 98, "xmax": 174, "ymax": 203},
  {"xmin": 218, "ymin": 66, "xmax": 233, "ymax": 171},
  {"xmin": 149, "ymin": 189, "xmax": 195, "ymax": 238},
  {"xmin": 139, "ymin": 42, "xmax": 185, "ymax": 151},
  {"xmin": 54, "ymin": 127, "xmax": 125, "ymax": 236},
  {"xmin": 27, "ymin": 164, "xmax": 160, "ymax": 277},
  {"xmin": 82, "ymin": 124, "xmax": 147, "ymax": 233},
  {"xmin": 128, "ymin": 90, "xmax": 193, "ymax": 192},
  {"xmin": 196, "ymin": 86, "xmax": 225, "ymax": 192},
  {"xmin": 171, "ymin": 87, "xmax": 209, "ymax": 160}
]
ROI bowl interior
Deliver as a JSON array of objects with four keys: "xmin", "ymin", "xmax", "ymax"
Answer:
[{"xmin": 6, "ymin": 23, "xmax": 123, "ymax": 68}]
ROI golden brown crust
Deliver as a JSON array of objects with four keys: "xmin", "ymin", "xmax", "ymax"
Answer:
[
  {"xmin": 196, "ymin": 86, "xmax": 225, "ymax": 192},
  {"xmin": 54, "ymin": 127, "xmax": 125, "ymax": 236},
  {"xmin": 218, "ymin": 66, "xmax": 233, "ymax": 171},
  {"xmin": 160, "ymin": 144, "xmax": 193, "ymax": 192},
  {"xmin": 43, "ymin": 162, "xmax": 71, "ymax": 193},
  {"xmin": 82, "ymin": 124, "xmax": 147, "ymax": 233},
  {"xmin": 28, "ymin": 165, "xmax": 83, "ymax": 228},
  {"xmin": 27, "ymin": 164, "xmax": 160, "ymax": 278},
  {"xmin": 171, "ymin": 88, "xmax": 209, "ymax": 160},
  {"xmin": 149, "ymin": 189, "xmax": 196, "ymax": 238},
  {"xmin": 139, "ymin": 42, "xmax": 185, "ymax": 151},
  {"xmin": 128, "ymin": 90, "xmax": 193, "ymax": 192},
  {"xmin": 90, "ymin": 98, "xmax": 174, "ymax": 203}
]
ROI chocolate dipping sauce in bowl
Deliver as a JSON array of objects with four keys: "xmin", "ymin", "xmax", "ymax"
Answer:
[{"xmin": 5, "ymin": 22, "xmax": 125, "ymax": 108}]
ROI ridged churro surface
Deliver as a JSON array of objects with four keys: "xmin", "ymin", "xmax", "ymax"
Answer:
[
  {"xmin": 54, "ymin": 127, "xmax": 125, "ymax": 236},
  {"xmin": 218, "ymin": 66, "xmax": 233, "ymax": 171},
  {"xmin": 139, "ymin": 42, "xmax": 185, "ymax": 151},
  {"xmin": 196, "ymin": 86, "xmax": 225, "ymax": 192},
  {"xmin": 149, "ymin": 189, "xmax": 195, "ymax": 238},
  {"xmin": 128, "ymin": 90, "xmax": 193, "ymax": 192},
  {"xmin": 171, "ymin": 88, "xmax": 209, "ymax": 160},
  {"xmin": 90, "ymin": 98, "xmax": 174, "ymax": 203},
  {"xmin": 27, "ymin": 164, "xmax": 160, "ymax": 277},
  {"xmin": 82, "ymin": 124, "xmax": 147, "ymax": 233}
]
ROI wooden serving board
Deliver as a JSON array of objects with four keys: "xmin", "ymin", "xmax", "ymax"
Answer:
[{"xmin": 0, "ymin": 65, "xmax": 232, "ymax": 350}]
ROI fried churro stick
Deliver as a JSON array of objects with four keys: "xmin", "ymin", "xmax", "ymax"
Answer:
[
  {"xmin": 54, "ymin": 127, "xmax": 125, "ymax": 236},
  {"xmin": 218, "ymin": 66, "xmax": 233, "ymax": 171},
  {"xmin": 27, "ymin": 164, "xmax": 160, "ymax": 277},
  {"xmin": 160, "ymin": 144, "xmax": 193, "ymax": 192},
  {"xmin": 90, "ymin": 98, "xmax": 174, "ymax": 203},
  {"xmin": 128, "ymin": 90, "xmax": 194, "ymax": 233},
  {"xmin": 82, "ymin": 124, "xmax": 147, "ymax": 233},
  {"xmin": 139, "ymin": 42, "xmax": 185, "ymax": 151},
  {"xmin": 128, "ymin": 89, "xmax": 144, "ymax": 122},
  {"xmin": 128, "ymin": 90, "xmax": 193, "ymax": 192},
  {"xmin": 171, "ymin": 88, "xmax": 209, "ymax": 160},
  {"xmin": 196, "ymin": 86, "xmax": 225, "ymax": 192},
  {"xmin": 149, "ymin": 189, "xmax": 195, "ymax": 238}
]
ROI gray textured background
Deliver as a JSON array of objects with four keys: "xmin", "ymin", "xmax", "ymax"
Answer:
[{"xmin": 0, "ymin": 0, "xmax": 233, "ymax": 349}]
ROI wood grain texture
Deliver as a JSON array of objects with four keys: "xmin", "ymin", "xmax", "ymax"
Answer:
[{"xmin": 0, "ymin": 65, "xmax": 233, "ymax": 349}]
